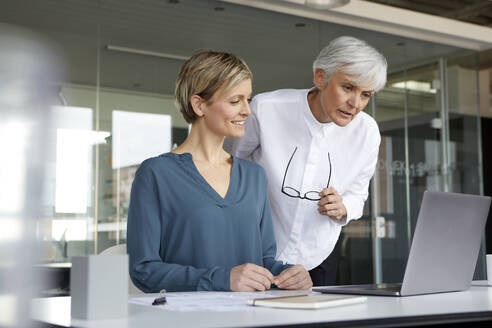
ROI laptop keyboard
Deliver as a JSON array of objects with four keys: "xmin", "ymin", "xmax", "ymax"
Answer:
[{"xmin": 333, "ymin": 283, "xmax": 402, "ymax": 292}]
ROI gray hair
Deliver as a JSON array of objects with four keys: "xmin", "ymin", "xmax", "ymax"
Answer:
[{"xmin": 313, "ymin": 36, "xmax": 387, "ymax": 91}]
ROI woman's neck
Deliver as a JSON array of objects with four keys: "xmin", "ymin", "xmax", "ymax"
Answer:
[
  {"xmin": 307, "ymin": 88, "xmax": 331, "ymax": 123},
  {"xmin": 173, "ymin": 122, "xmax": 229, "ymax": 164}
]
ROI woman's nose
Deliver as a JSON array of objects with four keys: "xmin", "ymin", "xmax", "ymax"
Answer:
[
  {"xmin": 241, "ymin": 101, "xmax": 251, "ymax": 116},
  {"xmin": 347, "ymin": 93, "xmax": 361, "ymax": 109}
]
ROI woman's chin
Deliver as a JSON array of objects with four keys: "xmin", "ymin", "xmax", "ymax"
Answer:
[
  {"xmin": 333, "ymin": 114, "xmax": 355, "ymax": 127},
  {"xmin": 225, "ymin": 129, "xmax": 245, "ymax": 139}
]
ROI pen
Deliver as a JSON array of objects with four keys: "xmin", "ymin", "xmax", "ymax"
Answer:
[
  {"xmin": 152, "ymin": 289, "xmax": 167, "ymax": 306},
  {"xmin": 152, "ymin": 296, "xmax": 167, "ymax": 306},
  {"xmin": 251, "ymin": 293, "xmax": 309, "ymax": 305}
]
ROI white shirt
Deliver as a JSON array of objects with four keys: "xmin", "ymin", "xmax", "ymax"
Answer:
[{"xmin": 229, "ymin": 89, "xmax": 381, "ymax": 270}]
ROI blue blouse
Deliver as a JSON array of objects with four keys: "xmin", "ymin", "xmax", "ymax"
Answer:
[{"xmin": 127, "ymin": 153, "xmax": 290, "ymax": 292}]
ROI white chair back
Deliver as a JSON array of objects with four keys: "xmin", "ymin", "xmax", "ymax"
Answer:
[{"xmin": 100, "ymin": 244, "xmax": 143, "ymax": 294}]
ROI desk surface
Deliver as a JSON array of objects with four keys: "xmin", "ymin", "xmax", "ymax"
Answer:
[{"xmin": 31, "ymin": 282, "xmax": 492, "ymax": 328}]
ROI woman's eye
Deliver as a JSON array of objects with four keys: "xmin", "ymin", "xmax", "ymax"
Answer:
[
  {"xmin": 247, "ymin": 98, "xmax": 252, "ymax": 104},
  {"xmin": 230, "ymin": 99, "xmax": 240, "ymax": 104},
  {"xmin": 343, "ymin": 85, "xmax": 352, "ymax": 91},
  {"xmin": 362, "ymin": 92, "xmax": 371, "ymax": 99}
]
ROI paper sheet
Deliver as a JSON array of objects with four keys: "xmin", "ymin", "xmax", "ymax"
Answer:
[{"xmin": 130, "ymin": 291, "xmax": 299, "ymax": 312}]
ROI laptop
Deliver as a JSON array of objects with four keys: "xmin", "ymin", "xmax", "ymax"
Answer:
[{"xmin": 314, "ymin": 191, "xmax": 491, "ymax": 297}]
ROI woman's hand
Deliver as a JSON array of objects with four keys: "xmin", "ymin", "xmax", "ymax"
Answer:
[
  {"xmin": 318, "ymin": 187, "xmax": 347, "ymax": 220},
  {"xmin": 274, "ymin": 265, "xmax": 312, "ymax": 290},
  {"xmin": 230, "ymin": 263, "xmax": 274, "ymax": 292}
]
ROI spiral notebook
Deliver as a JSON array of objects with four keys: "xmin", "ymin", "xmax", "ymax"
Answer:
[{"xmin": 247, "ymin": 294, "xmax": 367, "ymax": 310}]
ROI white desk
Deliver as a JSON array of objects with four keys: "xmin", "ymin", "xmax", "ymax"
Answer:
[{"xmin": 31, "ymin": 282, "xmax": 492, "ymax": 328}]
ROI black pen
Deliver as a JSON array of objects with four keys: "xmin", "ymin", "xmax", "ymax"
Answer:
[
  {"xmin": 152, "ymin": 296, "xmax": 167, "ymax": 306},
  {"xmin": 152, "ymin": 289, "xmax": 167, "ymax": 306}
]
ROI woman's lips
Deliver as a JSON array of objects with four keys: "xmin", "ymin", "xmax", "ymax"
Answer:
[{"xmin": 338, "ymin": 109, "xmax": 353, "ymax": 118}]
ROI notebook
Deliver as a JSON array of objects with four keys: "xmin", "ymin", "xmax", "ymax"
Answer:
[
  {"xmin": 314, "ymin": 191, "xmax": 491, "ymax": 297},
  {"xmin": 247, "ymin": 294, "xmax": 367, "ymax": 309}
]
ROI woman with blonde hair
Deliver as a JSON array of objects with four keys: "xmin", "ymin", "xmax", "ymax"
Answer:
[{"xmin": 127, "ymin": 50, "xmax": 312, "ymax": 292}]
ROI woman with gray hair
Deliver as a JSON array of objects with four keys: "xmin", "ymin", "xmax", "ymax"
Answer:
[
  {"xmin": 127, "ymin": 50, "xmax": 312, "ymax": 292},
  {"xmin": 228, "ymin": 36, "xmax": 387, "ymax": 286}
]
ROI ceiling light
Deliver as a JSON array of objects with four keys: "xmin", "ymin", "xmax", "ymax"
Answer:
[
  {"xmin": 304, "ymin": 0, "xmax": 350, "ymax": 9},
  {"xmin": 106, "ymin": 45, "xmax": 189, "ymax": 61},
  {"xmin": 391, "ymin": 81, "xmax": 437, "ymax": 94}
]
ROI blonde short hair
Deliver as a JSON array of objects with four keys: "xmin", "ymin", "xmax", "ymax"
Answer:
[{"xmin": 175, "ymin": 50, "xmax": 252, "ymax": 124}]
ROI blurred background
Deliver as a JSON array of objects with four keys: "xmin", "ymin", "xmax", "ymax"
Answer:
[{"xmin": 0, "ymin": 0, "xmax": 491, "ymax": 326}]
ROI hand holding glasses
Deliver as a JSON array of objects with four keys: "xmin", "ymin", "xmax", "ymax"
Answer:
[{"xmin": 317, "ymin": 187, "xmax": 347, "ymax": 219}]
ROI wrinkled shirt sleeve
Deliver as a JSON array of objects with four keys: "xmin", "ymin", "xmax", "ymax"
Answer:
[{"xmin": 340, "ymin": 133, "xmax": 381, "ymax": 225}]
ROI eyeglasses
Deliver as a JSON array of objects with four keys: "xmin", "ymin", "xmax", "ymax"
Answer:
[{"xmin": 281, "ymin": 147, "xmax": 331, "ymax": 201}]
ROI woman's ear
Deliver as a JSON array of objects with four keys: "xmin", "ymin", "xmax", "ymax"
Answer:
[
  {"xmin": 313, "ymin": 68, "xmax": 327, "ymax": 90},
  {"xmin": 190, "ymin": 95, "xmax": 205, "ymax": 118}
]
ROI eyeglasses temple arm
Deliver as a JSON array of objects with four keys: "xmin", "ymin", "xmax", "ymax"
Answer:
[
  {"xmin": 281, "ymin": 147, "xmax": 298, "ymax": 191},
  {"xmin": 326, "ymin": 152, "xmax": 332, "ymax": 188}
]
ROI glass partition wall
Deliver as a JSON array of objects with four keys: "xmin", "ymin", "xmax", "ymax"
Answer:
[
  {"xmin": 0, "ymin": 0, "xmax": 485, "ymax": 283},
  {"xmin": 360, "ymin": 55, "xmax": 486, "ymax": 283}
]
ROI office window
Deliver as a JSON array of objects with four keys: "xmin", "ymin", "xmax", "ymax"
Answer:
[{"xmin": 0, "ymin": 0, "xmax": 485, "ymax": 284}]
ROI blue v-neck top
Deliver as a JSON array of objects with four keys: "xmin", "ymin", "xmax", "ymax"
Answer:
[{"xmin": 127, "ymin": 153, "xmax": 290, "ymax": 292}]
